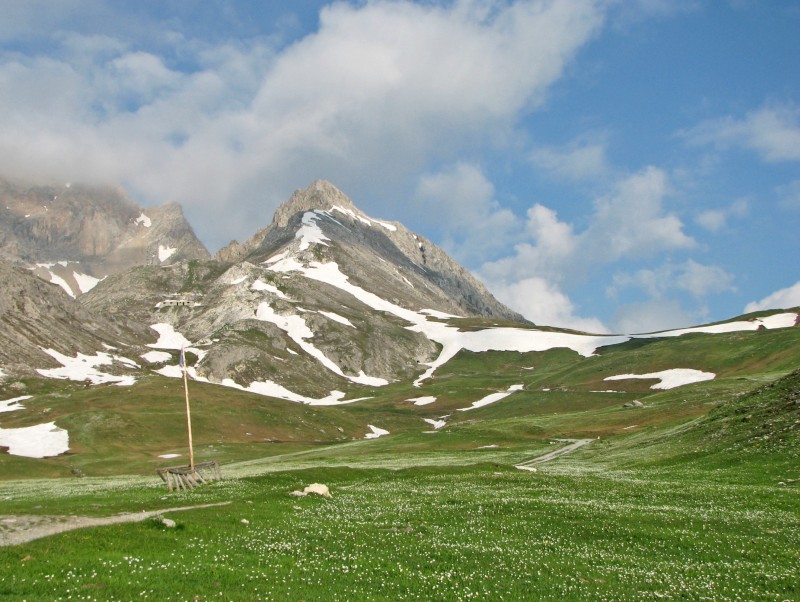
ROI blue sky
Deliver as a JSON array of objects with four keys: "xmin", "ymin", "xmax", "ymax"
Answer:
[{"xmin": 1, "ymin": 0, "xmax": 798, "ymax": 333}]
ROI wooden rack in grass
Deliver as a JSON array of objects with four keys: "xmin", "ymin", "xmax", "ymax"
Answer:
[{"xmin": 156, "ymin": 348, "xmax": 221, "ymax": 491}]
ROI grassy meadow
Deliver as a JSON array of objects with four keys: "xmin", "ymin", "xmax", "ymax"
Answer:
[{"xmin": 1, "ymin": 325, "xmax": 799, "ymax": 600}]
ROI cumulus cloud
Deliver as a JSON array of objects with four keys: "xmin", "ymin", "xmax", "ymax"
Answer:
[
  {"xmin": 480, "ymin": 166, "xmax": 694, "ymax": 286},
  {"xmin": 744, "ymin": 281, "xmax": 800, "ymax": 313},
  {"xmin": 683, "ymin": 101, "xmax": 800, "ymax": 163},
  {"xmin": 475, "ymin": 166, "xmax": 697, "ymax": 330},
  {"xmin": 491, "ymin": 277, "xmax": 608, "ymax": 333},
  {"xmin": 609, "ymin": 260, "xmax": 735, "ymax": 300},
  {"xmin": 0, "ymin": 0, "xmax": 605, "ymax": 249},
  {"xmin": 530, "ymin": 135, "xmax": 610, "ymax": 181},
  {"xmin": 414, "ymin": 163, "xmax": 518, "ymax": 262},
  {"xmin": 694, "ymin": 198, "xmax": 749, "ymax": 232}
]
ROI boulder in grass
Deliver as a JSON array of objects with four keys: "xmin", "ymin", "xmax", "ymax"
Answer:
[
  {"xmin": 304, "ymin": 483, "xmax": 332, "ymax": 498},
  {"xmin": 290, "ymin": 483, "xmax": 332, "ymax": 498},
  {"xmin": 623, "ymin": 400, "xmax": 644, "ymax": 408}
]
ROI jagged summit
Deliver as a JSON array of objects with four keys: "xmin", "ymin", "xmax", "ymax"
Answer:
[{"xmin": 272, "ymin": 180, "xmax": 365, "ymax": 228}]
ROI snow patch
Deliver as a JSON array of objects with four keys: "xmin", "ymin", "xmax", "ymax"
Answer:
[
  {"xmin": 158, "ymin": 245, "xmax": 177, "ymax": 262},
  {"xmin": 319, "ymin": 311, "xmax": 355, "ymax": 327},
  {"xmin": 37, "ymin": 349, "xmax": 136, "ymax": 386},
  {"xmin": 148, "ymin": 323, "xmax": 192, "ymax": 350},
  {"xmin": 296, "ymin": 212, "xmax": 330, "ymax": 251},
  {"xmin": 158, "ymin": 453, "xmax": 181, "ymax": 459},
  {"xmin": 251, "ymin": 279, "xmax": 288, "ymax": 298},
  {"xmin": 0, "ymin": 396, "xmax": 32, "ymax": 413},
  {"xmin": 135, "ymin": 213, "xmax": 152, "ymax": 227},
  {"xmin": 229, "ymin": 275, "xmax": 248, "ymax": 285},
  {"xmin": 74, "ymin": 272, "xmax": 101, "ymax": 294},
  {"xmin": 407, "ymin": 396, "xmax": 437, "ymax": 406},
  {"xmin": 0, "ymin": 422, "xmax": 69, "ymax": 458},
  {"xmin": 45, "ymin": 272, "xmax": 75, "ymax": 298},
  {"xmin": 423, "ymin": 418, "xmax": 446, "ymax": 430},
  {"xmin": 365, "ymin": 425, "xmax": 390, "ymax": 439},
  {"xmin": 141, "ymin": 350, "xmax": 173, "ymax": 364},
  {"xmin": 604, "ymin": 368, "xmax": 716, "ymax": 390}
]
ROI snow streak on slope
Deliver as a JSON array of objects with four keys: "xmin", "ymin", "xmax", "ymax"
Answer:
[
  {"xmin": 265, "ymin": 257, "xmax": 628, "ymax": 385},
  {"xmin": 365, "ymin": 424, "xmax": 390, "ymax": 439},
  {"xmin": 458, "ymin": 385, "xmax": 524, "ymax": 411},
  {"xmin": 296, "ymin": 212, "xmax": 330, "ymax": 251},
  {"xmin": 220, "ymin": 378, "xmax": 369, "ymax": 406},
  {"xmin": 255, "ymin": 302, "xmax": 388, "ymax": 386}
]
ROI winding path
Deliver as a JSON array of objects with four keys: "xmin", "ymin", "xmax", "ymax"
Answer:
[
  {"xmin": 0, "ymin": 501, "xmax": 231, "ymax": 547},
  {"xmin": 514, "ymin": 438, "xmax": 594, "ymax": 471}
]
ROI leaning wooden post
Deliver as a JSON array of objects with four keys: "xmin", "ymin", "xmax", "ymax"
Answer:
[{"xmin": 181, "ymin": 348, "xmax": 195, "ymax": 471}]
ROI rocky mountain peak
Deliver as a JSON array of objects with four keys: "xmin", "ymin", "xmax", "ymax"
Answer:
[{"xmin": 272, "ymin": 180, "xmax": 358, "ymax": 227}]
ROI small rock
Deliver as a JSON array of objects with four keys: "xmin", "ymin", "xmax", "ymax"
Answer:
[
  {"xmin": 240, "ymin": 519, "xmax": 249, "ymax": 525},
  {"xmin": 161, "ymin": 517, "xmax": 176, "ymax": 529},
  {"xmin": 290, "ymin": 490, "xmax": 307, "ymax": 497}
]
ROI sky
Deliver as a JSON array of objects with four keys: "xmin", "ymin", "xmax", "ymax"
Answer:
[{"xmin": 1, "ymin": 0, "xmax": 798, "ymax": 334}]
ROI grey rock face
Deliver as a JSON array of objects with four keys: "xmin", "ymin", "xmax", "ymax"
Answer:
[
  {"xmin": 0, "ymin": 260, "xmax": 135, "ymax": 373},
  {"xmin": 0, "ymin": 177, "xmax": 210, "ymax": 296}
]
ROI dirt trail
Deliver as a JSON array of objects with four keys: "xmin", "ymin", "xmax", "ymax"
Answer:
[
  {"xmin": 514, "ymin": 438, "xmax": 594, "ymax": 471},
  {"xmin": 0, "ymin": 501, "xmax": 231, "ymax": 547}
]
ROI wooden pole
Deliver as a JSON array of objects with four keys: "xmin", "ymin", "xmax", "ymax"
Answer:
[{"xmin": 182, "ymin": 348, "xmax": 195, "ymax": 470}]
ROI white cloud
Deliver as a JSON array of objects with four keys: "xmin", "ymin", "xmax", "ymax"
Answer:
[
  {"xmin": 480, "ymin": 166, "xmax": 694, "ymax": 287},
  {"xmin": 744, "ymin": 281, "xmax": 800, "ymax": 313},
  {"xmin": 414, "ymin": 163, "xmax": 519, "ymax": 262},
  {"xmin": 491, "ymin": 277, "xmax": 608, "ymax": 333},
  {"xmin": 683, "ymin": 101, "xmax": 800, "ymax": 162},
  {"xmin": 0, "ymin": 0, "xmax": 607, "ymax": 249},
  {"xmin": 695, "ymin": 198, "xmax": 749, "ymax": 232},
  {"xmin": 610, "ymin": 260, "xmax": 735, "ymax": 300},
  {"xmin": 586, "ymin": 166, "xmax": 694, "ymax": 260},
  {"xmin": 530, "ymin": 136, "xmax": 610, "ymax": 181}
]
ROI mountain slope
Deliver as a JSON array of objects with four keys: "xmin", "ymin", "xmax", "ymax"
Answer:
[{"xmin": 0, "ymin": 260, "xmax": 137, "ymax": 373}]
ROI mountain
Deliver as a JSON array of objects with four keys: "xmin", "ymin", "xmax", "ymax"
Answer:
[
  {"xmin": 1, "ymin": 177, "xmax": 799, "ymax": 479},
  {"xmin": 0, "ymin": 176, "xmax": 210, "ymax": 298},
  {"xmin": 80, "ymin": 180, "xmax": 528, "ymax": 398}
]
